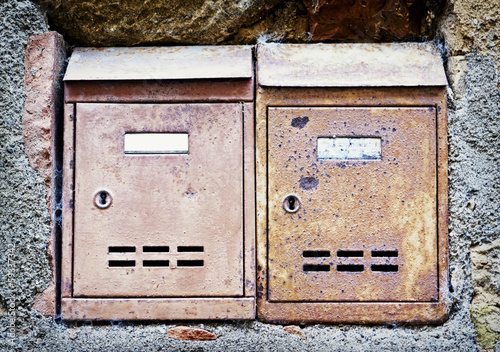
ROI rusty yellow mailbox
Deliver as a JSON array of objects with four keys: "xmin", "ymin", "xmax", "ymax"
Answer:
[
  {"xmin": 255, "ymin": 44, "xmax": 449, "ymax": 323},
  {"xmin": 61, "ymin": 46, "xmax": 255, "ymax": 320}
]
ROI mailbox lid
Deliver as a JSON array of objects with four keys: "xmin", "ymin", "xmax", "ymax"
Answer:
[
  {"xmin": 64, "ymin": 46, "xmax": 253, "ymax": 81},
  {"xmin": 257, "ymin": 43, "xmax": 447, "ymax": 87}
]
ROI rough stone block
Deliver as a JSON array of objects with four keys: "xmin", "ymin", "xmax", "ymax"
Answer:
[
  {"xmin": 283, "ymin": 325, "xmax": 306, "ymax": 338},
  {"xmin": 37, "ymin": 0, "xmax": 291, "ymax": 46},
  {"xmin": 166, "ymin": 326, "xmax": 217, "ymax": 341},
  {"xmin": 302, "ymin": 0, "xmax": 443, "ymax": 42},
  {"xmin": 439, "ymin": 0, "xmax": 500, "ymax": 66},
  {"xmin": 446, "ymin": 56, "xmax": 467, "ymax": 100}
]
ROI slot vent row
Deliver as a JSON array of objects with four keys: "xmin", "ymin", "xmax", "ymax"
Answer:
[
  {"xmin": 302, "ymin": 250, "xmax": 398, "ymax": 258},
  {"xmin": 303, "ymin": 264, "xmax": 399, "ymax": 273},
  {"xmin": 108, "ymin": 260, "xmax": 204, "ymax": 268},
  {"xmin": 108, "ymin": 246, "xmax": 204, "ymax": 253}
]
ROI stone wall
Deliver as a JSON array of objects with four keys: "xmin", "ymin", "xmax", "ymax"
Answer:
[
  {"xmin": 440, "ymin": 0, "xmax": 500, "ymax": 348},
  {"xmin": 37, "ymin": 0, "xmax": 444, "ymax": 45},
  {"xmin": 0, "ymin": 0, "xmax": 498, "ymax": 351}
]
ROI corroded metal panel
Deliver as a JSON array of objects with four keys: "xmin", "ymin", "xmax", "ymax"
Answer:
[
  {"xmin": 64, "ymin": 46, "xmax": 253, "ymax": 81},
  {"xmin": 257, "ymin": 43, "xmax": 447, "ymax": 87},
  {"xmin": 73, "ymin": 103, "xmax": 244, "ymax": 297},
  {"xmin": 255, "ymin": 86, "xmax": 449, "ymax": 324},
  {"xmin": 267, "ymin": 107, "xmax": 437, "ymax": 302}
]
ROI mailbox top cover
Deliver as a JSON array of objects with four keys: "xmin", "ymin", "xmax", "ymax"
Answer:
[
  {"xmin": 257, "ymin": 43, "xmax": 447, "ymax": 87},
  {"xmin": 64, "ymin": 45, "xmax": 253, "ymax": 81}
]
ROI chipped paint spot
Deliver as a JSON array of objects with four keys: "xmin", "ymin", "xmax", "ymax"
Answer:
[
  {"xmin": 291, "ymin": 116, "xmax": 309, "ymax": 129},
  {"xmin": 299, "ymin": 176, "xmax": 319, "ymax": 190}
]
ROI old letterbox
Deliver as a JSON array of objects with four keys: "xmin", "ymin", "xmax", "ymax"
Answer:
[
  {"xmin": 255, "ymin": 44, "xmax": 448, "ymax": 323},
  {"xmin": 62, "ymin": 46, "xmax": 255, "ymax": 320}
]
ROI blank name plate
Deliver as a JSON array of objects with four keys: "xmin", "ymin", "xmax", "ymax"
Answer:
[
  {"xmin": 124, "ymin": 133, "xmax": 188, "ymax": 154},
  {"xmin": 317, "ymin": 137, "xmax": 381, "ymax": 160}
]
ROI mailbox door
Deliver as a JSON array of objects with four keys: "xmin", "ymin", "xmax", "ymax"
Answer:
[
  {"xmin": 267, "ymin": 107, "xmax": 438, "ymax": 302},
  {"xmin": 73, "ymin": 103, "xmax": 244, "ymax": 297}
]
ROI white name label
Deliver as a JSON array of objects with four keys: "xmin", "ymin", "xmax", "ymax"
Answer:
[
  {"xmin": 124, "ymin": 133, "xmax": 188, "ymax": 154},
  {"xmin": 317, "ymin": 137, "xmax": 381, "ymax": 160}
]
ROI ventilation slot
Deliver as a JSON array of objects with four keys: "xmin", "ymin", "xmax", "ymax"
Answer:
[
  {"xmin": 108, "ymin": 246, "xmax": 136, "ymax": 253},
  {"xmin": 303, "ymin": 250, "xmax": 330, "ymax": 258},
  {"xmin": 337, "ymin": 264, "xmax": 364, "ymax": 272},
  {"xmin": 303, "ymin": 264, "xmax": 330, "ymax": 272},
  {"xmin": 143, "ymin": 246, "xmax": 169, "ymax": 253},
  {"xmin": 371, "ymin": 264, "xmax": 398, "ymax": 272},
  {"xmin": 177, "ymin": 260, "xmax": 204, "ymax": 267},
  {"xmin": 371, "ymin": 250, "xmax": 398, "ymax": 257},
  {"xmin": 177, "ymin": 246, "xmax": 204, "ymax": 253},
  {"xmin": 108, "ymin": 260, "xmax": 135, "ymax": 267},
  {"xmin": 337, "ymin": 250, "xmax": 364, "ymax": 258},
  {"xmin": 143, "ymin": 260, "xmax": 170, "ymax": 267}
]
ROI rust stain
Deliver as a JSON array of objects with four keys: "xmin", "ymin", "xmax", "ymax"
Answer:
[{"xmin": 299, "ymin": 176, "xmax": 319, "ymax": 190}]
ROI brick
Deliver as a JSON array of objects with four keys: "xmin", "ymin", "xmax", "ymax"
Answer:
[{"xmin": 23, "ymin": 31, "xmax": 68, "ymax": 317}]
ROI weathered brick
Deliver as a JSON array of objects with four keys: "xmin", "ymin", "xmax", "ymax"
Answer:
[{"xmin": 23, "ymin": 31, "xmax": 68, "ymax": 317}]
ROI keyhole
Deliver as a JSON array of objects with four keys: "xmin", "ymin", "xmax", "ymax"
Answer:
[
  {"xmin": 283, "ymin": 195, "xmax": 300, "ymax": 213},
  {"xmin": 94, "ymin": 190, "xmax": 112, "ymax": 209},
  {"xmin": 99, "ymin": 192, "xmax": 107, "ymax": 205}
]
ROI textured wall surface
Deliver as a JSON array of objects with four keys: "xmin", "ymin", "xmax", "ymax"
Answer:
[
  {"xmin": 0, "ymin": 0, "xmax": 498, "ymax": 350},
  {"xmin": 36, "ymin": 0, "xmax": 446, "ymax": 46},
  {"xmin": 0, "ymin": 0, "xmax": 53, "ymax": 348},
  {"xmin": 446, "ymin": 52, "xmax": 500, "ymax": 350},
  {"xmin": 302, "ymin": 0, "xmax": 444, "ymax": 42},
  {"xmin": 37, "ymin": 0, "xmax": 309, "ymax": 45},
  {"xmin": 440, "ymin": 0, "xmax": 500, "ymax": 64},
  {"xmin": 441, "ymin": 0, "xmax": 500, "ymax": 348}
]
